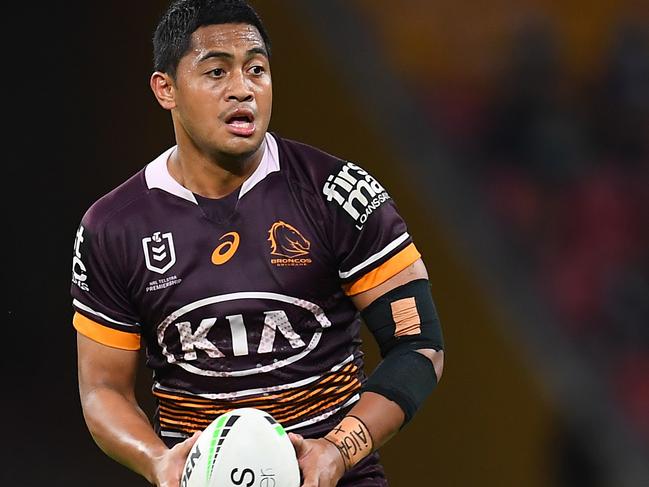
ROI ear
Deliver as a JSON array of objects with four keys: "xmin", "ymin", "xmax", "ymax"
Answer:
[{"xmin": 150, "ymin": 71, "xmax": 176, "ymax": 110}]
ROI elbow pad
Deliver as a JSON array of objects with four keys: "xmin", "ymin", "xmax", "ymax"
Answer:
[{"xmin": 360, "ymin": 279, "xmax": 444, "ymax": 424}]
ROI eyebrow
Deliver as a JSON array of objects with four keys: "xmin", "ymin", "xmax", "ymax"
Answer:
[{"xmin": 197, "ymin": 47, "xmax": 268, "ymax": 63}]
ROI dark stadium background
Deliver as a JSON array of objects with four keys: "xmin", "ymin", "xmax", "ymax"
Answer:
[{"xmin": 6, "ymin": 1, "xmax": 648, "ymax": 486}]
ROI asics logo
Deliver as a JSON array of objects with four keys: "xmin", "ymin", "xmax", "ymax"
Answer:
[{"xmin": 212, "ymin": 232, "xmax": 240, "ymax": 265}]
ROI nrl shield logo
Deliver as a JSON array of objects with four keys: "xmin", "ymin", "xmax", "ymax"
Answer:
[{"xmin": 142, "ymin": 231, "xmax": 176, "ymax": 274}]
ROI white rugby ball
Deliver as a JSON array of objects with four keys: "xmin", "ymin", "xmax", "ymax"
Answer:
[{"xmin": 180, "ymin": 408, "xmax": 300, "ymax": 487}]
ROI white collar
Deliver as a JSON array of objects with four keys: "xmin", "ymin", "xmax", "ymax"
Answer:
[{"xmin": 144, "ymin": 132, "xmax": 280, "ymax": 204}]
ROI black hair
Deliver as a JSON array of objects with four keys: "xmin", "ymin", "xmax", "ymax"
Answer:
[{"xmin": 152, "ymin": 0, "xmax": 271, "ymax": 77}]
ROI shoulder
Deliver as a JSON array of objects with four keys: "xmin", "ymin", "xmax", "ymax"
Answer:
[
  {"xmin": 272, "ymin": 133, "xmax": 392, "ymax": 221},
  {"xmin": 80, "ymin": 152, "xmax": 164, "ymax": 237},
  {"xmin": 81, "ymin": 147, "xmax": 178, "ymax": 234},
  {"xmin": 273, "ymin": 133, "xmax": 347, "ymax": 185}
]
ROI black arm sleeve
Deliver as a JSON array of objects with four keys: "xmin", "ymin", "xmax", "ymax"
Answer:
[{"xmin": 360, "ymin": 279, "xmax": 444, "ymax": 425}]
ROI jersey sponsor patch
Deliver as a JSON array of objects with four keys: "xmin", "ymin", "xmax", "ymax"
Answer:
[
  {"xmin": 72, "ymin": 225, "xmax": 89, "ymax": 291},
  {"xmin": 156, "ymin": 291, "xmax": 331, "ymax": 376},
  {"xmin": 322, "ymin": 162, "xmax": 390, "ymax": 230}
]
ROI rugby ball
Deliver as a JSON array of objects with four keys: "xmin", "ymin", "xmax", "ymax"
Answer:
[{"xmin": 180, "ymin": 408, "xmax": 300, "ymax": 487}]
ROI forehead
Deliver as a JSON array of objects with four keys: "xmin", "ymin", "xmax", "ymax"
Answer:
[{"xmin": 188, "ymin": 23, "xmax": 266, "ymax": 56}]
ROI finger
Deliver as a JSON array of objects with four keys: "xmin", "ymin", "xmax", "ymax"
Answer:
[
  {"xmin": 176, "ymin": 430, "xmax": 201, "ymax": 455},
  {"xmin": 186, "ymin": 430, "xmax": 201, "ymax": 447}
]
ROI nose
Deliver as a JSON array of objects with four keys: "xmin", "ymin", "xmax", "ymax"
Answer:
[{"xmin": 227, "ymin": 70, "xmax": 253, "ymax": 103}]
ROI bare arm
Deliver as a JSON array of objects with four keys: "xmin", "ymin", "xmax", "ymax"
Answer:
[
  {"xmin": 290, "ymin": 259, "xmax": 443, "ymax": 486},
  {"xmin": 77, "ymin": 333, "xmax": 199, "ymax": 486}
]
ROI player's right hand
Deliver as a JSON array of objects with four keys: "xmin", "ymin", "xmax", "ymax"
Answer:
[
  {"xmin": 151, "ymin": 431, "xmax": 201, "ymax": 487},
  {"xmin": 288, "ymin": 433, "xmax": 346, "ymax": 487}
]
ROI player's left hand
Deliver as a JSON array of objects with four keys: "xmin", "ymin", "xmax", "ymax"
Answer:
[{"xmin": 288, "ymin": 433, "xmax": 346, "ymax": 487}]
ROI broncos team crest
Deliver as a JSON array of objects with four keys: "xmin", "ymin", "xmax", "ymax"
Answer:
[{"xmin": 268, "ymin": 221, "xmax": 312, "ymax": 267}]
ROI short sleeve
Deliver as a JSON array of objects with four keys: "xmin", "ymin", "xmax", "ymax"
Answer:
[
  {"xmin": 321, "ymin": 160, "xmax": 421, "ymax": 295},
  {"xmin": 70, "ymin": 212, "xmax": 141, "ymax": 350}
]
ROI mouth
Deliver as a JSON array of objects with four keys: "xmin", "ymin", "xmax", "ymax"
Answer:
[{"xmin": 224, "ymin": 109, "xmax": 256, "ymax": 137}]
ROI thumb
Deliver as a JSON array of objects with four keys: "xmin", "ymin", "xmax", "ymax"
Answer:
[
  {"xmin": 176, "ymin": 430, "xmax": 201, "ymax": 455},
  {"xmin": 288, "ymin": 432, "xmax": 306, "ymax": 456}
]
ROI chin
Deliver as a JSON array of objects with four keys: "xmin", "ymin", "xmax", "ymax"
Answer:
[{"xmin": 221, "ymin": 132, "xmax": 266, "ymax": 157}]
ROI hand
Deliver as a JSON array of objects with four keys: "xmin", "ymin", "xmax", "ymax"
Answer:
[
  {"xmin": 288, "ymin": 433, "xmax": 346, "ymax": 487},
  {"xmin": 151, "ymin": 431, "xmax": 201, "ymax": 487}
]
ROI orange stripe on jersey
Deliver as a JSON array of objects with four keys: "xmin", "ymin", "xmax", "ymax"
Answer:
[
  {"xmin": 158, "ymin": 408, "xmax": 224, "ymax": 424},
  {"xmin": 158, "ymin": 403, "xmax": 228, "ymax": 418},
  {"xmin": 343, "ymin": 243, "xmax": 421, "ymax": 296},
  {"xmin": 157, "ymin": 415, "xmax": 214, "ymax": 430},
  {"xmin": 276, "ymin": 381, "xmax": 360, "ymax": 423},
  {"xmin": 73, "ymin": 312, "xmax": 141, "ymax": 350},
  {"xmin": 151, "ymin": 391, "xmax": 214, "ymax": 406},
  {"xmin": 265, "ymin": 364, "xmax": 356, "ymax": 406},
  {"xmin": 273, "ymin": 378, "xmax": 360, "ymax": 414}
]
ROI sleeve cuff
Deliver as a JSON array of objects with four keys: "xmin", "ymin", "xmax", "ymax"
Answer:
[
  {"xmin": 73, "ymin": 312, "xmax": 141, "ymax": 350},
  {"xmin": 343, "ymin": 243, "xmax": 421, "ymax": 296}
]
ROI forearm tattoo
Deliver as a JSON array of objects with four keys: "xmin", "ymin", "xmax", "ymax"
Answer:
[{"xmin": 324, "ymin": 415, "xmax": 374, "ymax": 470}]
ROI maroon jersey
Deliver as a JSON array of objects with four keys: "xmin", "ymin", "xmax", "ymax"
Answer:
[{"xmin": 70, "ymin": 132, "xmax": 420, "ymax": 442}]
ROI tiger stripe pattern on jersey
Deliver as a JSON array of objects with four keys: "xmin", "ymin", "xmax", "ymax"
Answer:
[{"xmin": 155, "ymin": 362, "xmax": 361, "ymax": 436}]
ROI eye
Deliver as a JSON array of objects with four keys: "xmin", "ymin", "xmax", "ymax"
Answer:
[
  {"xmin": 209, "ymin": 68, "xmax": 225, "ymax": 78},
  {"xmin": 249, "ymin": 65, "xmax": 265, "ymax": 76}
]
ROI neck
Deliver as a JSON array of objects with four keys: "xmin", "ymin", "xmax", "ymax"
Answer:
[{"xmin": 168, "ymin": 138, "xmax": 266, "ymax": 199}]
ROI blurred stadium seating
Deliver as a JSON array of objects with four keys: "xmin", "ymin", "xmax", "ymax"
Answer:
[{"xmin": 348, "ymin": 0, "xmax": 649, "ymax": 479}]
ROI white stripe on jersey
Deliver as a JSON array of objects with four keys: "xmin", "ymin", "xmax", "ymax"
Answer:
[
  {"xmin": 284, "ymin": 393, "xmax": 360, "ymax": 432},
  {"xmin": 338, "ymin": 232, "xmax": 410, "ymax": 279},
  {"xmin": 152, "ymin": 354, "xmax": 355, "ymax": 400},
  {"xmin": 73, "ymin": 299, "xmax": 140, "ymax": 328},
  {"xmin": 160, "ymin": 431, "xmax": 188, "ymax": 439}
]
